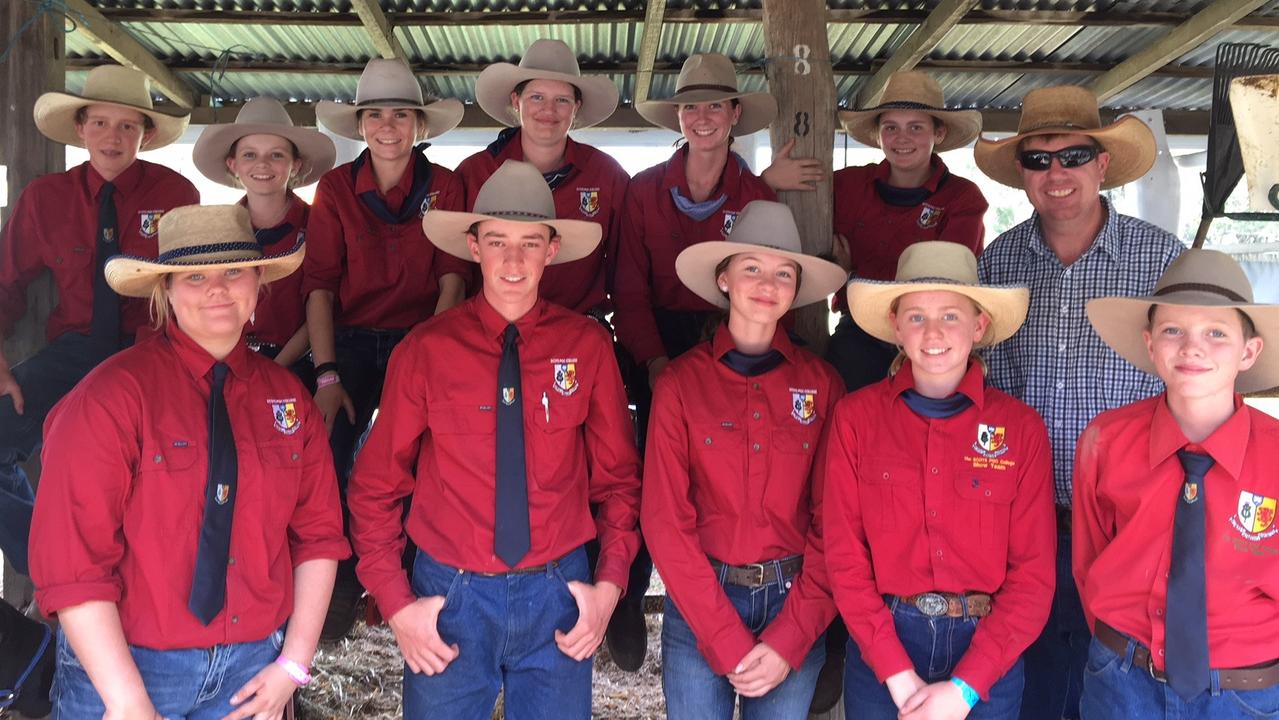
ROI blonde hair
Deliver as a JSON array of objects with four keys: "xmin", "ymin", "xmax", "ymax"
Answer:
[{"xmin": 885, "ymin": 291, "xmax": 990, "ymax": 377}]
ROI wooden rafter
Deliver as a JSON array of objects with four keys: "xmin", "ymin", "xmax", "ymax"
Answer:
[
  {"xmin": 634, "ymin": 0, "xmax": 668, "ymax": 104},
  {"xmin": 63, "ymin": 0, "xmax": 194, "ymax": 107},
  {"xmin": 349, "ymin": 0, "xmax": 407, "ymax": 63},
  {"xmin": 1089, "ymin": 0, "xmax": 1270, "ymax": 101},
  {"xmin": 856, "ymin": 0, "xmax": 979, "ymax": 107}
]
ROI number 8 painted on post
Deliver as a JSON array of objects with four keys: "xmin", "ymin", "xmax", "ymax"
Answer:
[{"xmin": 794, "ymin": 44, "xmax": 811, "ymax": 76}]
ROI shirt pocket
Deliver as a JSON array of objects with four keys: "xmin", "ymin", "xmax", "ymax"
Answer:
[
  {"xmin": 767, "ymin": 426, "xmax": 820, "ymax": 515},
  {"xmin": 953, "ymin": 466, "xmax": 1018, "ymax": 549},
  {"xmin": 859, "ymin": 457, "xmax": 919, "ymax": 533},
  {"xmin": 257, "ymin": 443, "xmax": 303, "ymax": 534},
  {"xmin": 527, "ymin": 392, "xmax": 590, "ymax": 492},
  {"xmin": 134, "ymin": 436, "xmax": 201, "ymax": 542},
  {"xmin": 689, "ymin": 422, "xmax": 746, "ymax": 518}
]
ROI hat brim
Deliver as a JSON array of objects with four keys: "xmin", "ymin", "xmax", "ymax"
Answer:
[
  {"xmin": 422, "ymin": 209, "xmax": 602, "ymax": 266},
  {"xmin": 636, "ymin": 90, "xmax": 778, "ymax": 137},
  {"xmin": 848, "ymin": 279, "xmax": 1030, "ymax": 348},
  {"xmin": 838, "ymin": 104, "xmax": 982, "ymax": 152},
  {"xmin": 192, "ymin": 122, "xmax": 337, "ymax": 188},
  {"xmin": 315, "ymin": 98, "xmax": 464, "ymax": 142},
  {"xmin": 33, "ymin": 92, "xmax": 189, "ymax": 150},
  {"xmin": 1086, "ymin": 296, "xmax": 1279, "ymax": 394},
  {"xmin": 973, "ymin": 115, "xmax": 1157, "ymax": 190},
  {"xmin": 104, "ymin": 243, "xmax": 305, "ymax": 299},
  {"xmin": 475, "ymin": 63, "xmax": 620, "ymax": 130},
  {"xmin": 674, "ymin": 240, "xmax": 847, "ymax": 310}
]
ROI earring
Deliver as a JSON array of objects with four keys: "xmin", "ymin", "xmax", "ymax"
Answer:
[
  {"xmin": 249, "ymin": 310, "xmax": 256, "ymax": 325},
  {"xmin": 719, "ymin": 284, "xmax": 728, "ymax": 292}
]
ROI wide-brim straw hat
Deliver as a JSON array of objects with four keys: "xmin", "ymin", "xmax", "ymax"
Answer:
[
  {"xmin": 849, "ymin": 241, "xmax": 1029, "ymax": 347},
  {"xmin": 675, "ymin": 200, "xmax": 846, "ymax": 310},
  {"xmin": 636, "ymin": 54, "xmax": 777, "ymax": 137},
  {"xmin": 974, "ymin": 85, "xmax": 1156, "ymax": 190},
  {"xmin": 476, "ymin": 39, "xmax": 620, "ymax": 130},
  {"xmin": 193, "ymin": 97, "xmax": 337, "ymax": 188},
  {"xmin": 423, "ymin": 160, "xmax": 600, "ymax": 265},
  {"xmin": 315, "ymin": 58, "xmax": 463, "ymax": 141},
  {"xmin": 838, "ymin": 71, "xmax": 982, "ymax": 152},
  {"xmin": 34, "ymin": 65, "xmax": 189, "ymax": 150},
  {"xmin": 105, "ymin": 205, "xmax": 304, "ymax": 298},
  {"xmin": 1086, "ymin": 249, "xmax": 1279, "ymax": 393}
]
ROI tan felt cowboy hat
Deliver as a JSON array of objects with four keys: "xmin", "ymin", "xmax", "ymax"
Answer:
[
  {"xmin": 475, "ymin": 39, "xmax": 620, "ymax": 130},
  {"xmin": 315, "ymin": 58, "xmax": 463, "ymax": 141},
  {"xmin": 34, "ymin": 65, "xmax": 190, "ymax": 150},
  {"xmin": 974, "ymin": 85, "xmax": 1156, "ymax": 190},
  {"xmin": 838, "ymin": 71, "xmax": 982, "ymax": 152},
  {"xmin": 849, "ymin": 241, "xmax": 1029, "ymax": 347},
  {"xmin": 193, "ymin": 97, "xmax": 337, "ymax": 188},
  {"xmin": 637, "ymin": 54, "xmax": 777, "ymax": 137},
  {"xmin": 423, "ymin": 160, "xmax": 600, "ymax": 265},
  {"xmin": 1086, "ymin": 249, "xmax": 1279, "ymax": 394},
  {"xmin": 105, "ymin": 205, "xmax": 304, "ymax": 298},
  {"xmin": 675, "ymin": 200, "xmax": 847, "ymax": 310}
]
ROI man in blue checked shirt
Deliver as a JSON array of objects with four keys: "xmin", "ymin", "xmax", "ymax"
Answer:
[{"xmin": 973, "ymin": 85, "xmax": 1184, "ymax": 720}]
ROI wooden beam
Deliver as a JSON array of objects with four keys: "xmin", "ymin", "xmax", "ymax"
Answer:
[
  {"xmin": 62, "ymin": 0, "xmax": 194, "ymax": 107},
  {"xmin": 1089, "ymin": 0, "xmax": 1270, "ymax": 101},
  {"xmin": 349, "ymin": 0, "xmax": 408, "ymax": 63},
  {"xmin": 634, "ymin": 0, "xmax": 668, "ymax": 104},
  {"xmin": 857, "ymin": 0, "xmax": 979, "ymax": 107}
]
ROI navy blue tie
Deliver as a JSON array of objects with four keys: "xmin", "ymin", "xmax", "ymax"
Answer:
[
  {"xmin": 90, "ymin": 182, "xmax": 120, "ymax": 347},
  {"xmin": 1166, "ymin": 449, "xmax": 1214, "ymax": 700},
  {"xmin": 494, "ymin": 324, "xmax": 530, "ymax": 567},
  {"xmin": 189, "ymin": 362, "xmax": 238, "ymax": 625}
]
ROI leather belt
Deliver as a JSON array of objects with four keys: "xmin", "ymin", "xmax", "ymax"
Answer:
[
  {"xmin": 474, "ymin": 554, "xmax": 569, "ymax": 577},
  {"xmin": 709, "ymin": 555, "xmax": 803, "ymax": 588},
  {"xmin": 896, "ymin": 592, "xmax": 993, "ymax": 618},
  {"xmin": 1056, "ymin": 505, "xmax": 1073, "ymax": 534},
  {"xmin": 1094, "ymin": 620, "xmax": 1279, "ymax": 690}
]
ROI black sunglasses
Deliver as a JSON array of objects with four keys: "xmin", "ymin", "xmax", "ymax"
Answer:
[{"xmin": 1017, "ymin": 145, "xmax": 1100, "ymax": 171}]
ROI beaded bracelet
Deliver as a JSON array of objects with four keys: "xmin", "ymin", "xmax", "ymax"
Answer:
[
  {"xmin": 950, "ymin": 676, "xmax": 979, "ymax": 709},
  {"xmin": 275, "ymin": 656, "xmax": 312, "ymax": 686}
]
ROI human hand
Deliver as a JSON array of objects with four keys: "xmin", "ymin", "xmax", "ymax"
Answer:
[
  {"xmin": 314, "ymin": 381, "xmax": 355, "ymax": 433},
  {"xmin": 761, "ymin": 139, "xmax": 823, "ymax": 191},
  {"xmin": 220, "ymin": 661, "xmax": 297, "ymax": 720},
  {"xmin": 726, "ymin": 642, "xmax": 791, "ymax": 697},
  {"xmin": 0, "ymin": 364, "xmax": 25, "ymax": 415},
  {"xmin": 554, "ymin": 581, "xmax": 622, "ymax": 661},
  {"xmin": 387, "ymin": 596, "xmax": 459, "ymax": 675},
  {"xmin": 898, "ymin": 679, "xmax": 972, "ymax": 720},
  {"xmin": 884, "ymin": 668, "xmax": 927, "ymax": 709}
]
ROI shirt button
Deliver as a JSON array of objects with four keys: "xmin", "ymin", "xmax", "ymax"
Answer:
[
  {"xmin": 752, "ymin": 443, "xmax": 761, "ymax": 452},
  {"xmin": 753, "ymin": 411, "xmax": 761, "ymax": 420},
  {"xmin": 936, "ymin": 550, "xmax": 943, "ymax": 558},
  {"xmin": 1055, "ymin": 380, "xmax": 1065, "ymax": 390},
  {"xmin": 984, "ymin": 489, "xmax": 992, "ymax": 497},
  {"xmin": 1060, "ymin": 304, "xmax": 1068, "ymax": 314},
  {"xmin": 931, "ymin": 467, "xmax": 939, "ymax": 475},
  {"xmin": 883, "ymin": 472, "xmax": 890, "ymax": 480},
  {"xmin": 1158, "ymin": 649, "xmax": 1164, "ymax": 657},
  {"xmin": 752, "ymin": 383, "xmax": 760, "ymax": 391},
  {"xmin": 1155, "ymin": 608, "xmax": 1163, "ymax": 616},
  {"xmin": 153, "ymin": 454, "xmax": 162, "ymax": 463},
  {"xmin": 929, "ymin": 510, "xmax": 937, "ymax": 518},
  {"xmin": 1059, "ymin": 343, "xmax": 1067, "ymax": 352},
  {"xmin": 802, "ymin": 442, "xmax": 810, "ymax": 450},
  {"xmin": 291, "ymin": 452, "xmax": 300, "ymax": 461},
  {"xmin": 705, "ymin": 437, "xmax": 713, "ymax": 445},
  {"xmin": 231, "ymin": 616, "xmax": 239, "ymax": 624},
  {"xmin": 228, "ymin": 557, "xmax": 235, "ymax": 566},
  {"xmin": 1064, "ymin": 268, "xmax": 1072, "ymax": 277}
]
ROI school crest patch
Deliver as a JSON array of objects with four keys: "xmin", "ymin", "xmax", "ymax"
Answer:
[
  {"xmin": 139, "ymin": 211, "xmax": 162, "ymax": 238},
  {"xmin": 918, "ymin": 204, "xmax": 943, "ymax": 229},
  {"xmin": 722, "ymin": 211, "xmax": 739, "ymax": 235},
  {"xmin": 552, "ymin": 360, "xmax": 580, "ymax": 397},
  {"xmin": 269, "ymin": 399, "xmax": 301, "ymax": 436},
  {"xmin": 215, "ymin": 483, "xmax": 232, "ymax": 505},
  {"xmin": 420, "ymin": 191, "xmax": 441, "ymax": 217},
  {"xmin": 790, "ymin": 388, "xmax": 817, "ymax": 425},
  {"xmin": 502, "ymin": 387, "xmax": 517, "ymax": 406},
  {"xmin": 578, "ymin": 188, "xmax": 600, "ymax": 218},
  {"xmin": 1232, "ymin": 491, "xmax": 1279, "ymax": 541},
  {"xmin": 972, "ymin": 423, "xmax": 1009, "ymax": 458}
]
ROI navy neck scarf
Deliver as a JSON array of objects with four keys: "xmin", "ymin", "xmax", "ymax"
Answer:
[
  {"xmin": 900, "ymin": 387, "xmax": 972, "ymax": 419},
  {"xmin": 720, "ymin": 349, "xmax": 785, "ymax": 377},
  {"xmin": 351, "ymin": 143, "xmax": 434, "ymax": 225}
]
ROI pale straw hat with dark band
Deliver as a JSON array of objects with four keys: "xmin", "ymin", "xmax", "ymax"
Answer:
[
  {"xmin": 1087, "ymin": 249, "xmax": 1279, "ymax": 393},
  {"xmin": 476, "ymin": 39, "xmax": 620, "ymax": 130},
  {"xmin": 849, "ymin": 241, "xmax": 1029, "ymax": 347},
  {"xmin": 105, "ymin": 205, "xmax": 304, "ymax": 298},
  {"xmin": 675, "ymin": 200, "xmax": 847, "ymax": 310},
  {"xmin": 422, "ymin": 160, "xmax": 601, "ymax": 266},
  {"xmin": 636, "ymin": 53, "xmax": 777, "ymax": 137},
  {"xmin": 974, "ymin": 85, "xmax": 1156, "ymax": 190},
  {"xmin": 316, "ymin": 58, "xmax": 463, "ymax": 141},
  {"xmin": 34, "ymin": 65, "xmax": 190, "ymax": 150},
  {"xmin": 193, "ymin": 97, "xmax": 337, "ymax": 188},
  {"xmin": 838, "ymin": 71, "xmax": 982, "ymax": 152}
]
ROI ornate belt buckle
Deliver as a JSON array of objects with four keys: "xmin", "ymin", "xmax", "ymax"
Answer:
[{"xmin": 914, "ymin": 592, "xmax": 949, "ymax": 617}]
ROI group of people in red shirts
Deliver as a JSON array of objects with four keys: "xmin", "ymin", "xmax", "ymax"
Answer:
[{"xmin": 1, "ymin": 36, "xmax": 1276, "ymax": 720}]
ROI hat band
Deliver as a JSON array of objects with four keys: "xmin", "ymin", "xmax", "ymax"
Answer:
[
  {"xmin": 866, "ymin": 100, "xmax": 944, "ymax": 112},
  {"xmin": 157, "ymin": 241, "xmax": 263, "ymax": 264},
  {"xmin": 355, "ymin": 97, "xmax": 424, "ymax": 108},
  {"xmin": 904, "ymin": 275, "xmax": 978, "ymax": 286},
  {"xmin": 1021, "ymin": 120, "xmax": 1098, "ymax": 133},
  {"xmin": 476, "ymin": 209, "xmax": 554, "ymax": 221},
  {"xmin": 675, "ymin": 83, "xmax": 738, "ymax": 95},
  {"xmin": 1155, "ymin": 282, "xmax": 1248, "ymax": 303}
]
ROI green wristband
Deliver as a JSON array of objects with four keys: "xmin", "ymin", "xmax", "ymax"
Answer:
[{"xmin": 950, "ymin": 676, "xmax": 979, "ymax": 709}]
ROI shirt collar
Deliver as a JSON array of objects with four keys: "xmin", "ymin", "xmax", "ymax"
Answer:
[
  {"xmin": 236, "ymin": 192, "xmax": 307, "ymax": 231},
  {"xmin": 354, "ymin": 153, "xmax": 416, "ymax": 200},
  {"xmin": 889, "ymin": 358, "xmax": 987, "ymax": 409},
  {"xmin": 1026, "ymin": 196, "xmax": 1122, "ymax": 261},
  {"xmin": 709, "ymin": 322, "xmax": 797, "ymax": 364},
  {"xmin": 872, "ymin": 154, "xmax": 948, "ymax": 193},
  {"xmin": 164, "ymin": 321, "xmax": 253, "ymax": 383},
  {"xmin": 663, "ymin": 145, "xmax": 743, "ymax": 201},
  {"xmin": 86, "ymin": 159, "xmax": 144, "ymax": 199},
  {"xmin": 472, "ymin": 292, "xmax": 549, "ymax": 344},
  {"xmin": 1148, "ymin": 393, "xmax": 1250, "ymax": 479}
]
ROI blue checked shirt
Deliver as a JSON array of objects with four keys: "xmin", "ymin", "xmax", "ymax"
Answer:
[{"xmin": 978, "ymin": 199, "xmax": 1184, "ymax": 507}]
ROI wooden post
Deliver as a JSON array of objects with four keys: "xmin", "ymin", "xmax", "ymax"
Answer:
[
  {"xmin": 762, "ymin": 0, "xmax": 837, "ymax": 357},
  {"xmin": 1, "ymin": 0, "xmax": 64, "ymax": 605}
]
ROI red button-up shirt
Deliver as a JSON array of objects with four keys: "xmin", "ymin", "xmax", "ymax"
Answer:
[
  {"xmin": 1074, "ymin": 395, "xmax": 1279, "ymax": 671},
  {"xmin": 0, "ymin": 160, "xmax": 199, "ymax": 341},
  {"xmin": 30, "ymin": 324, "xmax": 349, "ymax": 649},
  {"xmin": 456, "ymin": 131, "xmax": 630, "ymax": 313},
  {"xmin": 823, "ymin": 361, "xmax": 1055, "ymax": 697},
  {"xmin": 642, "ymin": 325, "xmax": 843, "ymax": 674},
  {"xmin": 242, "ymin": 192, "xmax": 308, "ymax": 348},
  {"xmin": 302, "ymin": 154, "xmax": 471, "ymax": 329},
  {"xmin": 348, "ymin": 294, "xmax": 641, "ymax": 619},
  {"xmin": 613, "ymin": 148, "xmax": 776, "ymax": 364}
]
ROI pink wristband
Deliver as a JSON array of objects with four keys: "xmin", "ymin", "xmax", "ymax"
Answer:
[
  {"xmin": 316, "ymin": 372, "xmax": 341, "ymax": 389},
  {"xmin": 275, "ymin": 656, "xmax": 312, "ymax": 686}
]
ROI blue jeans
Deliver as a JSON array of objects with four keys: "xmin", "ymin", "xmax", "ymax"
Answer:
[
  {"xmin": 401, "ymin": 547, "xmax": 592, "ymax": 720},
  {"xmin": 52, "ymin": 627, "xmax": 283, "ymax": 719},
  {"xmin": 661, "ymin": 571, "xmax": 826, "ymax": 720},
  {"xmin": 1081, "ymin": 635, "xmax": 1279, "ymax": 719},
  {"xmin": 1, "ymin": 333, "xmax": 119, "ymax": 575},
  {"xmin": 1019, "ymin": 531, "xmax": 1089, "ymax": 720},
  {"xmin": 843, "ymin": 597, "xmax": 1024, "ymax": 720}
]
